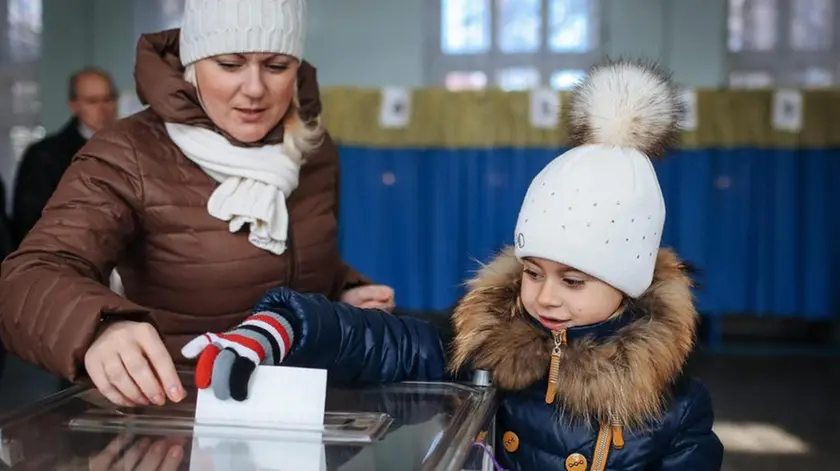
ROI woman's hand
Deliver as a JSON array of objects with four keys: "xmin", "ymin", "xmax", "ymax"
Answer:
[
  {"xmin": 340, "ymin": 284, "xmax": 395, "ymax": 312},
  {"xmin": 84, "ymin": 321, "xmax": 185, "ymax": 407}
]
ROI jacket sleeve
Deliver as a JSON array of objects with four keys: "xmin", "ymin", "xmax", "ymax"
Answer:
[
  {"xmin": 660, "ymin": 380, "xmax": 724, "ymax": 471},
  {"xmin": 253, "ymin": 287, "xmax": 448, "ymax": 385},
  {"xmin": 0, "ymin": 130, "xmax": 160, "ymax": 381}
]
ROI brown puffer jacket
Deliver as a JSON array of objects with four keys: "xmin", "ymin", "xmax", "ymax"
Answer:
[{"xmin": 0, "ymin": 29, "xmax": 369, "ymax": 381}]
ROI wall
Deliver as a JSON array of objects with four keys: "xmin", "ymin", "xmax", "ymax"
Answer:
[
  {"xmin": 603, "ymin": 0, "xmax": 727, "ymax": 87},
  {"xmin": 35, "ymin": 0, "xmax": 728, "ymax": 132}
]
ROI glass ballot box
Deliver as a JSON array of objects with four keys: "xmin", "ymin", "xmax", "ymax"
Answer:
[{"xmin": 0, "ymin": 371, "xmax": 498, "ymax": 471}]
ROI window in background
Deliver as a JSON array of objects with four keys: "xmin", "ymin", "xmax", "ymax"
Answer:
[
  {"xmin": 498, "ymin": 0, "xmax": 541, "ymax": 54},
  {"xmin": 728, "ymin": 0, "xmax": 839, "ymax": 88},
  {"xmin": 729, "ymin": 71, "xmax": 774, "ymax": 88},
  {"xmin": 6, "ymin": 0, "xmax": 41, "ymax": 62},
  {"xmin": 445, "ymin": 71, "xmax": 489, "ymax": 90},
  {"xmin": 548, "ymin": 0, "xmax": 592, "ymax": 52},
  {"xmin": 793, "ymin": 67, "xmax": 833, "ymax": 87},
  {"xmin": 2, "ymin": 0, "xmax": 43, "ymax": 211},
  {"xmin": 497, "ymin": 67, "xmax": 541, "ymax": 90},
  {"xmin": 790, "ymin": 0, "xmax": 833, "ymax": 51},
  {"xmin": 728, "ymin": 0, "xmax": 778, "ymax": 51},
  {"xmin": 432, "ymin": 0, "xmax": 600, "ymax": 91},
  {"xmin": 11, "ymin": 80, "xmax": 39, "ymax": 115},
  {"xmin": 442, "ymin": 0, "xmax": 491, "ymax": 55},
  {"xmin": 550, "ymin": 69, "xmax": 585, "ymax": 90},
  {"xmin": 9, "ymin": 125, "xmax": 45, "ymax": 163}
]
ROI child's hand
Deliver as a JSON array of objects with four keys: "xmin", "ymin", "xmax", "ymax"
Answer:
[
  {"xmin": 180, "ymin": 311, "xmax": 295, "ymax": 401},
  {"xmin": 340, "ymin": 285, "xmax": 395, "ymax": 312}
]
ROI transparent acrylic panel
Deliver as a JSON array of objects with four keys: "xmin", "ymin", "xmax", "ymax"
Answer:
[
  {"xmin": 550, "ymin": 69, "xmax": 585, "ymax": 90},
  {"xmin": 445, "ymin": 70, "xmax": 489, "ymax": 90},
  {"xmin": 497, "ymin": 0, "xmax": 541, "ymax": 54},
  {"xmin": 728, "ymin": 0, "xmax": 778, "ymax": 52},
  {"xmin": 442, "ymin": 0, "xmax": 491, "ymax": 54},
  {"xmin": 790, "ymin": 0, "xmax": 833, "ymax": 51},
  {"xmin": 548, "ymin": 0, "xmax": 594, "ymax": 53},
  {"xmin": 729, "ymin": 70, "xmax": 775, "ymax": 88},
  {"xmin": 497, "ymin": 67, "xmax": 541, "ymax": 90},
  {"xmin": 7, "ymin": 0, "xmax": 43, "ymax": 62}
]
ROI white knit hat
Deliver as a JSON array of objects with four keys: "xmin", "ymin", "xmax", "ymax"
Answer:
[
  {"xmin": 179, "ymin": 0, "xmax": 306, "ymax": 66},
  {"xmin": 514, "ymin": 60, "xmax": 682, "ymax": 298}
]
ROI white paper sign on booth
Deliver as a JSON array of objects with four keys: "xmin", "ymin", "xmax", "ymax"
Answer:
[
  {"xmin": 529, "ymin": 87, "xmax": 561, "ymax": 129},
  {"xmin": 379, "ymin": 87, "xmax": 412, "ymax": 128},
  {"xmin": 772, "ymin": 89, "xmax": 803, "ymax": 132},
  {"xmin": 679, "ymin": 89, "xmax": 698, "ymax": 131}
]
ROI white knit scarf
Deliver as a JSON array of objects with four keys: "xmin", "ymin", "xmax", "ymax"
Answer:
[{"xmin": 164, "ymin": 122, "xmax": 301, "ymax": 255}]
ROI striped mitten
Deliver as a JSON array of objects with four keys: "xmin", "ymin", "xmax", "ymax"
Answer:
[{"xmin": 181, "ymin": 311, "xmax": 294, "ymax": 401}]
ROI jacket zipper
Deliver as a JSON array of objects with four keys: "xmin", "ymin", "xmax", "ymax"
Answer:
[
  {"xmin": 590, "ymin": 418, "xmax": 624, "ymax": 471},
  {"xmin": 591, "ymin": 424, "xmax": 612, "ymax": 471},
  {"xmin": 544, "ymin": 328, "xmax": 567, "ymax": 404}
]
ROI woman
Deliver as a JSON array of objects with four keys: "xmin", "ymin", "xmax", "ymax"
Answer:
[{"xmin": 0, "ymin": 0, "xmax": 394, "ymax": 408}]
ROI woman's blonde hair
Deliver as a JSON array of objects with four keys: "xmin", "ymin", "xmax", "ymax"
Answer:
[{"xmin": 183, "ymin": 63, "xmax": 325, "ymax": 164}]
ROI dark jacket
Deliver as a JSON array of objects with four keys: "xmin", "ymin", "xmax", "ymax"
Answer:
[
  {"xmin": 11, "ymin": 117, "xmax": 86, "ymax": 246},
  {"xmin": 0, "ymin": 28, "xmax": 368, "ymax": 382},
  {"xmin": 0, "ymin": 177, "xmax": 9, "ymax": 382},
  {"xmin": 257, "ymin": 248, "xmax": 723, "ymax": 471}
]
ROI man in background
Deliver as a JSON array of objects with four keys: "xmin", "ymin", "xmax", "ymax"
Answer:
[{"xmin": 11, "ymin": 67, "xmax": 118, "ymax": 246}]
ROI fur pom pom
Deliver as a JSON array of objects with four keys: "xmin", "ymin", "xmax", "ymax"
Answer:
[{"xmin": 568, "ymin": 59, "xmax": 683, "ymax": 159}]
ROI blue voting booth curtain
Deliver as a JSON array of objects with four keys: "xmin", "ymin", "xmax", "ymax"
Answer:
[{"xmin": 338, "ymin": 146, "xmax": 839, "ymax": 319}]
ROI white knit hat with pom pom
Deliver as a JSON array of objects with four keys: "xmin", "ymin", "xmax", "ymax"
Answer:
[{"xmin": 514, "ymin": 60, "xmax": 683, "ymax": 298}]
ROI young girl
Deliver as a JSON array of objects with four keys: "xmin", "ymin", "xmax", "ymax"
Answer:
[{"xmin": 183, "ymin": 60, "xmax": 723, "ymax": 471}]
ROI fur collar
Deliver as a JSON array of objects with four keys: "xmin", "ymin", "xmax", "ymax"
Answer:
[{"xmin": 449, "ymin": 247, "xmax": 697, "ymax": 429}]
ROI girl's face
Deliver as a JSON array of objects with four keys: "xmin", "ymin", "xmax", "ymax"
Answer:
[{"xmin": 520, "ymin": 257, "xmax": 623, "ymax": 331}]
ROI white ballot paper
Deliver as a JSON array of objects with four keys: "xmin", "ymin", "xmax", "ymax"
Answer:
[{"xmin": 191, "ymin": 365, "xmax": 328, "ymax": 471}]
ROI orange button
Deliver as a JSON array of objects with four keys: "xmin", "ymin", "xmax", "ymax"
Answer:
[
  {"xmin": 565, "ymin": 453, "xmax": 588, "ymax": 471},
  {"xmin": 502, "ymin": 431, "xmax": 520, "ymax": 452}
]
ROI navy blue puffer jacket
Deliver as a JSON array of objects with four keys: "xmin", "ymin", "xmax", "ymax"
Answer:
[{"xmin": 255, "ymin": 248, "xmax": 723, "ymax": 471}]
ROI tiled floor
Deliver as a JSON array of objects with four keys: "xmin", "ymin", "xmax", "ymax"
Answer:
[
  {"xmin": 688, "ymin": 352, "xmax": 838, "ymax": 471},
  {"xmin": 0, "ymin": 351, "xmax": 836, "ymax": 470}
]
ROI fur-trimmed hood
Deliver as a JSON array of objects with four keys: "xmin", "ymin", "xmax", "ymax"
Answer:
[{"xmin": 449, "ymin": 247, "xmax": 697, "ymax": 430}]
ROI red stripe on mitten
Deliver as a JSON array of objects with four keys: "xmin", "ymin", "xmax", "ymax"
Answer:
[
  {"xmin": 251, "ymin": 313, "xmax": 292, "ymax": 353},
  {"xmin": 217, "ymin": 333, "xmax": 266, "ymax": 359}
]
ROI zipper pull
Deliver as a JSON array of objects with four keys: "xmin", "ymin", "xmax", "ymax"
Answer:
[
  {"xmin": 544, "ymin": 329, "xmax": 566, "ymax": 404},
  {"xmin": 610, "ymin": 417, "xmax": 624, "ymax": 449}
]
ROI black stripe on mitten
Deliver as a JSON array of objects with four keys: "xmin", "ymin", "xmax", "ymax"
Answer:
[{"xmin": 229, "ymin": 355, "xmax": 257, "ymax": 402}]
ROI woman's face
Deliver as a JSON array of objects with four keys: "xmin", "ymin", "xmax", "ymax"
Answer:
[{"xmin": 194, "ymin": 53, "xmax": 299, "ymax": 143}]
